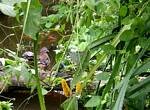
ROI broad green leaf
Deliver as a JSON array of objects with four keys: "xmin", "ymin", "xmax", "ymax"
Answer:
[
  {"xmin": 120, "ymin": 30, "xmax": 135, "ymax": 41},
  {"xmin": 22, "ymin": 0, "xmax": 42, "ymax": 40},
  {"xmin": 84, "ymin": 96, "xmax": 101, "ymax": 107},
  {"xmin": 119, "ymin": 6, "xmax": 128, "ymax": 17},
  {"xmin": 122, "ymin": 17, "xmax": 133, "ymax": 25},
  {"xmin": 95, "ymin": 72, "xmax": 110, "ymax": 81}
]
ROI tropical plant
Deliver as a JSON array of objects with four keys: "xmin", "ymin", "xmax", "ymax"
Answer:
[
  {"xmin": 0, "ymin": 101, "xmax": 13, "ymax": 110},
  {"xmin": 48, "ymin": 0, "xmax": 150, "ymax": 110},
  {"xmin": 0, "ymin": 0, "xmax": 150, "ymax": 110}
]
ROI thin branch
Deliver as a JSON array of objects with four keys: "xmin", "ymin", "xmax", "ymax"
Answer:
[
  {"xmin": 0, "ymin": 23, "xmax": 22, "ymax": 29},
  {"xmin": 0, "ymin": 34, "xmax": 15, "ymax": 44}
]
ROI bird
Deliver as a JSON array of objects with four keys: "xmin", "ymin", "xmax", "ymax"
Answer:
[
  {"xmin": 22, "ymin": 51, "xmax": 34, "ymax": 61},
  {"xmin": 38, "ymin": 47, "xmax": 51, "ymax": 71}
]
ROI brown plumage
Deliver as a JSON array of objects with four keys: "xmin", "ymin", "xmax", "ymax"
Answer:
[{"xmin": 38, "ymin": 47, "xmax": 51, "ymax": 71}]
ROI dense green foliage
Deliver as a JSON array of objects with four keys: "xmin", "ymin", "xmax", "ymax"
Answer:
[
  {"xmin": 0, "ymin": 0, "xmax": 150, "ymax": 110},
  {"xmin": 49, "ymin": 0, "xmax": 150, "ymax": 110}
]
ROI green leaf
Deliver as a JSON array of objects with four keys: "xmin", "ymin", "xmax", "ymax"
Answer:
[
  {"xmin": 126, "ymin": 54, "xmax": 137, "ymax": 73},
  {"xmin": 132, "ymin": 60, "xmax": 150, "ymax": 76},
  {"xmin": 5, "ymin": 59, "xmax": 17, "ymax": 65},
  {"xmin": 113, "ymin": 47, "xmax": 149, "ymax": 110},
  {"xmin": 120, "ymin": 30, "xmax": 135, "ymax": 41},
  {"xmin": 87, "ymin": 34, "xmax": 114, "ymax": 50},
  {"xmin": 85, "ymin": 0, "xmax": 96, "ymax": 11},
  {"xmin": 22, "ymin": 0, "xmax": 42, "ymax": 40},
  {"xmin": 127, "ymin": 76, "xmax": 150, "ymax": 98},
  {"xmin": 110, "ymin": 0, "xmax": 120, "ymax": 9},
  {"xmin": 21, "ymin": 65, "xmax": 31, "ymax": 82},
  {"xmin": 41, "ymin": 88, "xmax": 48, "ymax": 95},
  {"xmin": 119, "ymin": 5, "xmax": 128, "ymax": 17},
  {"xmin": 71, "ymin": 50, "xmax": 90, "ymax": 89},
  {"xmin": 97, "ymin": 55, "xmax": 122, "ymax": 110},
  {"xmin": 139, "ymin": 38, "xmax": 150, "ymax": 49},
  {"xmin": 95, "ymin": 72, "xmax": 110, "ymax": 81},
  {"xmin": 84, "ymin": 96, "xmax": 101, "ymax": 107},
  {"xmin": 78, "ymin": 42, "xmax": 88, "ymax": 51},
  {"xmin": 45, "ymin": 22, "xmax": 53, "ymax": 28},
  {"xmin": 96, "ymin": 2, "xmax": 107, "ymax": 14},
  {"xmin": 61, "ymin": 96, "xmax": 78, "ymax": 110},
  {"xmin": 101, "ymin": 44, "xmax": 116, "ymax": 54}
]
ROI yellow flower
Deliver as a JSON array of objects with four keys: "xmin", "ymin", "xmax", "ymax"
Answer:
[
  {"xmin": 75, "ymin": 82, "xmax": 82, "ymax": 95},
  {"xmin": 61, "ymin": 79, "xmax": 72, "ymax": 97}
]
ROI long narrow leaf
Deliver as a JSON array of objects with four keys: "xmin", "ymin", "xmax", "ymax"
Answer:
[
  {"xmin": 127, "ymin": 76, "xmax": 150, "ymax": 98},
  {"xmin": 113, "ymin": 46, "xmax": 149, "ymax": 110},
  {"xmin": 132, "ymin": 60, "xmax": 150, "ymax": 77}
]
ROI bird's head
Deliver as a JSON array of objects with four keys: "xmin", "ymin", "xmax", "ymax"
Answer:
[{"xmin": 40, "ymin": 47, "xmax": 49, "ymax": 53}]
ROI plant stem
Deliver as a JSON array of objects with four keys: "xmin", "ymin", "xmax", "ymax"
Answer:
[{"xmin": 34, "ymin": 40, "xmax": 46, "ymax": 110}]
